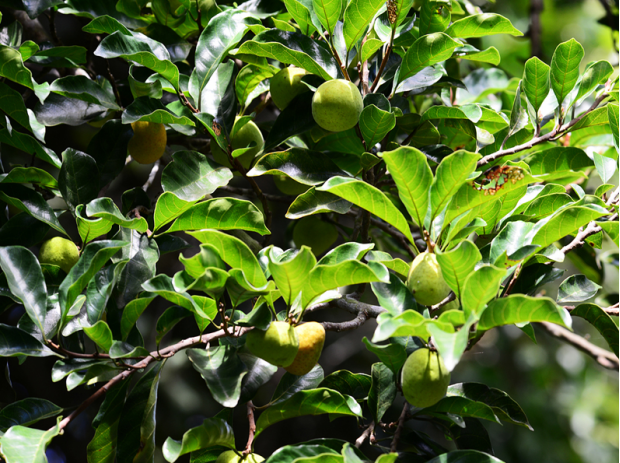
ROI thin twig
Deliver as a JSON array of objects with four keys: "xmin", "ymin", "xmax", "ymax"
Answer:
[
  {"xmin": 355, "ymin": 421, "xmax": 375, "ymax": 448},
  {"xmin": 106, "ymin": 61, "xmax": 123, "ymax": 110},
  {"xmin": 142, "ymin": 159, "xmax": 161, "ymax": 192},
  {"xmin": 539, "ymin": 322, "xmax": 619, "ymax": 370},
  {"xmin": 503, "ymin": 262, "xmax": 523, "ymax": 296},
  {"xmin": 243, "ymin": 401, "xmax": 256, "ymax": 455},
  {"xmin": 370, "ymin": 28, "xmax": 396, "ymax": 93},
  {"xmin": 391, "ymin": 403, "xmax": 408, "ymax": 452},
  {"xmin": 430, "ymin": 292, "xmax": 456, "ymax": 313}
]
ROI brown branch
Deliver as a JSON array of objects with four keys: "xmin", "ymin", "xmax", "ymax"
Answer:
[
  {"xmin": 321, "ymin": 310, "xmax": 369, "ymax": 332},
  {"xmin": 430, "ymin": 292, "xmax": 456, "ymax": 313},
  {"xmin": 106, "ymin": 61, "xmax": 123, "ymax": 110},
  {"xmin": 355, "ymin": 421, "xmax": 375, "ymax": 448},
  {"xmin": 477, "ymin": 94, "xmax": 608, "ymax": 168},
  {"xmin": 370, "ymin": 28, "xmax": 396, "ymax": 93},
  {"xmin": 391, "ymin": 403, "xmax": 408, "ymax": 452},
  {"xmin": 243, "ymin": 401, "xmax": 256, "ymax": 455},
  {"xmin": 503, "ymin": 262, "xmax": 523, "ymax": 297},
  {"xmin": 564, "ymin": 303, "xmax": 619, "ymax": 317},
  {"xmin": 539, "ymin": 322, "xmax": 619, "ymax": 370}
]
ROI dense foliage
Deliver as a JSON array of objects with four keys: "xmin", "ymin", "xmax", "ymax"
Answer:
[{"xmin": 0, "ymin": 1, "xmax": 617, "ymax": 462}]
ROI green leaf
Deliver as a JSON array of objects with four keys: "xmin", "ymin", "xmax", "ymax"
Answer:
[
  {"xmin": 153, "ymin": 192, "xmax": 197, "ymax": 232},
  {"xmin": 286, "ymin": 188, "xmax": 353, "ymax": 219},
  {"xmin": 0, "ymin": 82, "xmax": 42, "ymax": 137},
  {"xmin": 235, "ymin": 64, "xmax": 277, "ymax": 109},
  {"xmin": 255, "ymin": 388, "xmax": 362, "ymax": 437},
  {"xmin": 428, "ymin": 318, "xmax": 474, "ymax": 372},
  {"xmin": 162, "ymin": 418, "xmax": 235, "ymax": 462},
  {"xmin": 382, "ymin": 146, "xmax": 432, "ymax": 227},
  {"xmin": 478, "ymin": 295, "xmax": 569, "ymax": 331},
  {"xmin": 50, "ymin": 75, "xmax": 120, "ymax": 110},
  {"xmin": 368, "ymin": 363, "xmax": 396, "ymax": 423},
  {"xmin": 571, "ymin": 303, "xmax": 619, "ymax": 356},
  {"xmin": 317, "ymin": 176, "xmax": 414, "ymax": 243},
  {"xmin": 0, "ymin": 124, "xmax": 60, "ymax": 168},
  {"xmin": 570, "ymin": 106, "xmax": 610, "ymax": 132},
  {"xmin": 189, "ymin": 9, "xmax": 260, "ymax": 108},
  {"xmin": 421, "ymin": 105, "xmax": 508, "ymax": 126},
  {"xmin": 397, "ymin": 33, "xmax": 461, "ymax": 86},
  {"xmin": 419, "ymin": 0, "xmax": 451, "ymax": 36},
  {"xmin": 121, "ymin": 297, "xmax": 157, "ymax": 341},
  {"xmin": 317, "ymin": 242, "xmax": 374, "ymax": 265},
  {"xmin": 0, "ymin": 183, "xmax": 66, "ymax": 235},
  {"xmin": 313, "ymin": 0, "xmax": 343, "ymax": 36},
  {"xmin": 527, "ymin": 147, "xmax": 593, "ymax": 181},
  {"xmin": 266, "ymin": 444, "xmax": 341, "ymax": 463},
  {"xmin": 0, "ymin": 167, "xmax": 58, "ymax": 190},
  {"xmin": 122, "ymin": 96, "xmax": 195, "ymax": 126},
  {"xmin": 550, "ymin": 38, "xmax": 584, "ymax": 107},
  {"xmin": 360, "ymin": 38, "xmax": 383, "ymax": 63},
  {"xmin": 116, "ymin": 363, "xmax": 163, "ymax": 463},
  {"xmin": 237, "ymin": 30, "xmax": 340, "ymax": 81},
  {"xmin": 372, "ymin": 310, "xmax": 453, "ymax": 342},
  {"xmin": 425, "ymin": 450, "xmax": 505, "ymax": 463},
  {"xmin": 87, "ymin": 381, "xmax": 129, "ymax": 463},
  {"xmin": 557, "ymin": 275, "xmax": 601, "ymax": 303},
  {"xmin": 359, "ymin": 105, "xmax": 396, "ymax": 148},
  {"xmin": 362, "ymin": 337, "xmax": 409, "ymax": 375},
  {"xmin": 84, "ymin": 320, "xmax": 114, "ymax": 352},
  {"xmin": 0, "ymin": 44, "xmax": 49, "ymax": 103},
  {"xmin": 156, "ymin": 306, "xmax": 191, "ymax": 345},
  {"xmin": 187, "ymin": 347, "xmax": 248, "ymax": 408},
  {"xmin": 430, "ymin": 150, "xmax": 481, "ymax": 221},
  {"xmin": 0, "ymin": 247, "xmax": 48, "ymax": 339},
  {"xmin": 188, "ymin": 230, "xmax": 267, "ymax": 287},
  {"xmin": 0, "ymin": 416, "xmax": 62, "ymax": 463},
  {"xmin": 461, "ymin": 265, "xmax": 506, "ymax": 317},
  {"xmin": 608, "ymin": 103, "xmax": 619, "ymax": 153},
  {"xmin": 447, "ymin": 383, "xmax": 533, "ymax": 430},
  {"xmin": 446, "ymin": 13, "xmax": 522, "ymax": 38},
  {"xmin": 454, "ymin": 46, "xmax": 501, "ymax": 66},
  {"xmin": 319, "ymin": 370, "xmax": 371, "ymax": 400},
  {"xmin": 272, "ymin": 365, "xmax": 325, "ymax": 405},
  {"xmin": 165, "ymin": 198, "xmax": 269, "ymax": 235},
  {"xmin": 58, "ymin": 148, "xmax": 100, "ymax": 211},
  {"xmin": 264, "ymin": 92, "xmax": 317, "ymax": 151},
  {"xmin": 86, "ymin": 120, "xmax": 133, "ymax": 187},
  {"xmin": 371, "ymin": 272, "xmax": 417, "ymax": 316},
  {"xmin": 573, "ymin": 61, "xmax": 614, "ymax": 107},
  {"xmin": 59, "ymin": 240, "xmax": 128, "ymax": 327},
  {"xmin": 239, "ymin": 352, "xmax": 278, "ymax": 402},
  {"xmin": 82, "ymin": 15, "xmax": 132, "ymax": 35},
  {"xmin": 0, "ymin": 398, "xmax": 62, "ymax": 432},
  {"xmin": 0, "ymin": 323, "xmax": 57, "ymax": 358},
  {"xmin": 530, "ymin": 206, "xmax": 609, "ymax": 250},
  {"xmin": 142, "ymin": 274, "xmax": 204, "ymax": 315},
  {"xmin": 342, "ymin": 0, "xmax": 384, "ymax": 50},
  {"xmin": 83, "ymin": 198, "xmax": 148, "ymax": 234},
  {"xmin": 302, "ymin": 260, "xmax": 388, "ymax": 307},
  {"xmin": 95, "ymin": 31, "xmax": 180, "ymax": 89},
  {"xmin": 269, "ymin": 247, "xmax": 317, "ymax": 306}
]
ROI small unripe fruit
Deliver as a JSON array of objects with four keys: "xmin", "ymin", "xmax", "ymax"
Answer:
[
  {"xmin": 401, "ymin": 348, "xmax": 450, "ymax": 408},
  {"xmin": 284, "ymin": 322, "xmax": 325, "ymax": 376},
  {"xmin": 292, "ymin": 217, "xmax": 338, "ymax": 256},
  {"xmin": 128, "ymin": 121, "xmax": 167, "ymax": 164},
  {"xmin": 216, "ymin": 450, "xmax": 264, "ymax": 463},
  {"xmin": 39, "ymin": 237, "xmax": 79, "ymax": 273},
  {"xmin": 211, "ymin": 118, "xmax": 264, "ymax": 170},
  {"xmin": 311, "ymin": 79, "xmax": 363, "ymax": 132},
  {"xmin": 406, "ymin": 252, "xmax": 451, "ymax": 306},
  {"xmin": 245, "ymin": 321, "xmax": 299, "ymax": 367},
  {"xmin": 273, "ymin": 174, "xmax": 310, "ymax": 196},
  {"xmin": 270, "ymin": 67, "xmax": 310, "ymax": 110}
]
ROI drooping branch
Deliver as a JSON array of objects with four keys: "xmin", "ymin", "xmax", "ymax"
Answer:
[{"xmin": 539, "ymin": 322, "xmax": 619, "ymax": 370}]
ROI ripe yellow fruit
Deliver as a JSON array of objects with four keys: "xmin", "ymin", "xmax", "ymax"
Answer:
[
  {"xmin": 211, "ymin": 118, "xmax": 264, "ymax": 170},
  {"xmin": 273, "ymin": 174, "xmax": 310, "ymax": 196},
  {"xmin": 270, "ymin": 66, "xmax": 310, "ymax": 110},
  {"xmin": 292, "ymin": 217, "xmax": 338, "ymax": 256},
  {"xmin": 311, "ymin": 79, "xmax": 363, "ymax": 132},
  {"xmin": 401, "ymin": 348, "xmax": 450, "ymax": 408},
  {"xmin": 39, "ymin": 237, "xmax": 80, "ymax": 273},
  {"xmin": 284, "ymin": 322, "xmax": 325, "ymax": 376},
  {"xmin": 406, "ymin": 252, "xmax": 451, "ymax": 306},
  {"xmin": 216, "ymin": 450, "xmax": 264, "ymax": 463},
  {"xmin": 245, "ymin": 321, "xmax": 299, "ymax": 367},
  {"xmin": 127, "ymin": 121, "xmax": 167, "ymax": 164}
]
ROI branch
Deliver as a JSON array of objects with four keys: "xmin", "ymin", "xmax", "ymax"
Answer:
[
  {"xmin": 355, "ymin": 421, "xmax": 375, "ymax": 448},
  {"xmin": 565, "ymin": 303, "xmax": 619, "ymax": 317},
  {"xmin": 391, "ymin": 403, "xmax": 408, "ymax": 453},
  {"xmin": 320, "ymin": 297, "xmax": 386, "ymax": 332},
  {"xmin": 557, "ymin": 221, "xmax": 602, "ymax": 256},
  {"xmin": 430, "ymin": 292, "xmax": 456, "ymax": 314},
  {"xmin": 477, "ymin": 94, "xmax": 608, "ymax": 167},
  {"xmin": 370, "ymin": 28, "xmax": 396, "ymax": 93},
  {"xmin": 243, "ymin": 401, "xmax": 256, "ymax": 455},
  {"xmin": 53, "ymin": 327, "xmax": 249, "ymax": 432},
  {"xmin": 539, "ymin": 322, "xmax": 619, "ymax": 370}
]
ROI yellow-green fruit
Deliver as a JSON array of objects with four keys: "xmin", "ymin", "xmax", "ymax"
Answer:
[
  {"xmin": 312, "ymin": 79, "xmax": 363, "ymax": 132},
  {"xmin": 406, "ymin": 251, "xmax": 451, "ymax": 306},
  {"xmin": 401, "ymin": 348, "xmax": 450, "ymax": 408},
  {"xmin": 270, "ymin": 67, "xmax": 310, "ymax": 110},
  {"xmin": 39, "ymin": 237, "xmax": 79, "ymax": 273},
  {"xmin": 128, "ymin": 121, "xmax": 167, "ymax": 164},
  {"xmin": 246, "ymin": 321, "xmax": 299, "ymax": 367},
  {"xmin": 212, "ymin": 118, "xmax": 264, "ymax": 170},
  {"xmin": 216, "ymin": 450, "xmax": 264, "ymax": 463},
  {"xmin": 284, "ymin": 322, "xmax": 325, "ymax": 376},
  {"xmin": 273, "ymin": 174, "xmax": 310, "ymax": 196},
  {"xmin": 292, "ymin": 217, "xmax": 338, "ymax": 256}
]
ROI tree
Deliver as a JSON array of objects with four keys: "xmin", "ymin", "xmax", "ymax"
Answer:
[{"xmin": 0, "ymin": 1, "xmax": 617, "ymax": 462}]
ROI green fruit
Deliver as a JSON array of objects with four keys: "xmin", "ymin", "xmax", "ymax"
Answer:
[
  {"xmin": 273, "ymin": 174, "xmax": 310, "ymax": 196},
  {"xmin": 270, "ymin": 67, "xmax": 310, "ymax": 110},
  {"xmin": 284, "ymin": 322, "xmax": 325, "ymax": 376},
  {"xmin": 39, "ymin": 237, "xmax": 79, "ymax": 273},
  {"xmin": 311, "ymin": 79, "xmax": 363, "ymax": 132},
  {"xmin": 245, "ymin": 321, "xmax": 299, "ymax": 367},
  {"xmin": 216, "ymin": 450, "xmax": 264, "ymax": 463},
  {"xmin": 292, "ymin": 217, "xmax": 338, "ymax": 256},
  {"xmin": 212, "ymin": 117, "xmax": 264, "ymax": 170},
  {"xmin": 406, "ymin": 251, "xmax": 451, "ymax": 306},
  {"xmin": 401, "ymin": 348, "xmax": 450, "ymax": 408}
]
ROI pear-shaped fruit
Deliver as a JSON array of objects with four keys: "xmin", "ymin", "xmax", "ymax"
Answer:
[
  {"xmin": 401, "ymin": 348, "xmax": 450, "ymax": 408},
  {"xmin": 216, "ymin": 450, "xmax": 264, "ymax": 463},
  {"xmin": 39, "ymin": 237, "xmax": 79, "ymax": 273},
  {"xmin": 312, "ymin": 79, "xmax": 363, "ymax": 132},
  {"xmin": 270, "ymin": 66, "xmax": 310, "ymax": 110},
  {"xmin": 292, "ymin": 217, "xmax": 338, "ymax": 256},
  {"xmin": 273, "ymin": 174, "xmax": 310, "ymax": 196},
  {"xmin": 406, "ymin": 251, "xmax": 451, "ymax": 306},
  {"xmin": 284, "ymin": 322, "xmax": 325, "ymax": 376},
  {"xmin": 246, "ymin": 321, "xmax": 299, "ymax": 367},
  {"xmin": 212, "ymin": 117, "xmax": 264, "ymax": 170},
  {"xmin": 128, "ymin": 121, "xmax": 167, "ymax": 164}
]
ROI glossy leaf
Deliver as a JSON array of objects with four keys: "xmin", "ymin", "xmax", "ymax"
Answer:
[
  {"xmin": 0, "ymin": 183, "xmax": 66, "ymax": 235},
  {"xmin": 115, "ymin": 228, "xmax": 159, "ymax": 307},
  {"xmin": 478, "ymin": 295, "xmax": 569, "ymax": 331},
  {"xmin": 461, "ymin": 265, "xmax": 506, "ymax": 317},
  {"xmin": 122, "ymin": 96, "xmax": 195, "ymax": 126},
  {"xmin": 155, "ymin": 306, "xmax": 191, "ymax": 345},
  {"xmin": 313, "ymin": 0, "xmax": 343, "ymax": 36},
  {"xmin": 550, "ymin": 39, "xmax": 584, "ymax": 106},
  {"xmin": 397, "ymin": 33, "xmax": 461, "ymax": 86},
  {"xmin": 359, "ymin": 104, "xmax": 396, "ymax": 148},
  {"xmin": 529, "ymin": 206, "xmax": 609, "ymax": 250},
  {"xmin": 0, "ymin": 416, "xmax": 62, "ymax": 463},
  {"xmin": 265, "ymin": 92, "xmax": 317, "ymax": 150},
  {"xmin": 446, "ymin": 14, "xmax": 522, "ymax": 38},
  {"xmin": 557, "ymin": 275, "xmax": 601, "ymax": 303},
  {"xmin": 269, "ymin": 246, "xmax": 317, "ymax": 306},
  {"xmin": 571, "ymin": 303, "xmax": 619, "ymax": 356},
  {"xmin": 286, "ymin": 188, "xmax": 353, "ymax": 219},
  {"xmin": 342, "ymin": 0, "xmax": 385, "ymax": 50},
  {"xmin": 428, "ymin": 319, "xmax": 474, "ymax": 372},
  {"xmin": 87, "ymin": 380, "xmax": 129, "ymax": 463},
  {"xmin": 271, "ymin": 364, "xmax": 325, "ymax": 405},
  {"xmin": 85, "ymin": 198, "xmax": 149, "ymax": 233},
  {"xmin": 162, "ymin": 418, "xmax": 235, "ymax": 462},
  {"xmin": 153, "ymin": 192, "xmax": 197, "ymax": 232},
  {"xmin": 371, "ymin": 271, "xmax": 417, "ymax": 317},
  {"xmin": 84, "ymin": 320, "xmax": 114, "ymax": 352},
  {"xmin": 0, "ymin": 398, "xmax": 62, "ymax": 432},
  {"xmin": 422, "ymin": 396, "xmax": 500, "ymax": 424},
  {"xmin": 424, "ymin": 450, "xmax": 504, "ymax": 463},
  {"xmin": 368, "ymin": 362, "xmax": 396, "ymax": 422}
]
